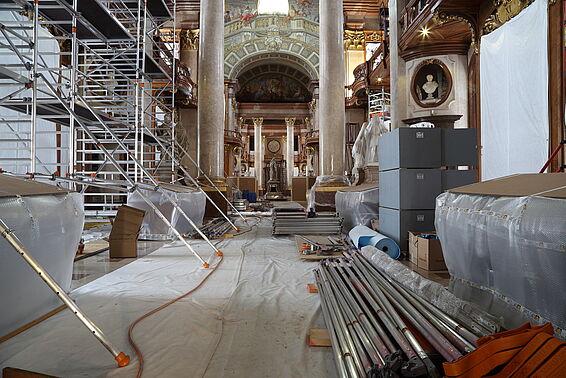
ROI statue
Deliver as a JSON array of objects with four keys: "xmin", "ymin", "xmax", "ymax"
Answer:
[
  {"xmin": 422, "ymin": 74, "xmax": 439, "ymax": 100},
  {"xmin": 235, "ymin": 153, "xmax": 242, "ymax": 177},
  {"xmin": 269, "ymin": 157, "xmax": 278, "ymax": 181}
]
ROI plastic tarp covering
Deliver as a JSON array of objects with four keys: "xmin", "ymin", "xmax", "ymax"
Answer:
[
  {"xmin": 307, "ymin": 175, "xmax": 351, "ymax": 210},
  {"xmin": 480, "ymin": 0, "xmax": 549, "ymax": 180},
  {"xmin": 335, "ymin": 185, "xmax": 379, "ymax": 231},
  {"xmin": 435, "ymin": 191, "xmax": 566, "ymax": 338},
  {"xmin": 127, "ymin": 188, "xmax": 206, "ymax": 240},
  {"xmin": 0, "ymin": 192, "xmax": 84, "ymax": 337},
  {"xmin": 0, "ymin": 219, "xmax": 337, "ymax": 377},
  {"xmin": 360, "ymin": 246, "xmax": 501, "ymax": 336}
]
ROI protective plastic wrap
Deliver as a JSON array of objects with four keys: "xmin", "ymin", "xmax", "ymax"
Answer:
[
  {"xmin": 0, "ymin": 192, "xmax": 84, "ymax": 338},
  {"xmin": 435, "ymin": 191, "xmax": 566, "ymax": 336},
  {"xmin": 307, "ymin": 175, "xmax": 351, "ymax": 211},
  {"xmin": 361, "ymin": 246, "xmax": 501, "ymax": 336},
  {"xmin": 335, "ymin": 185, "xmax": 379, "ymax": 231},
  {"xmin": 127, "ymin": 187, "xmax": 206, "ymax": 240},
  {"xmin": 480, "ymin": 0, "xmax": 549, "ymax": 180}
]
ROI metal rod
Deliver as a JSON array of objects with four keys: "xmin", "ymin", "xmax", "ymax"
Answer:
[
  {"xmin": 313, "ymin": 271, "xmax": 351, "ymax": 378},
  {"xmin": 40, "ymin": 77, "xmax": 212, "ymax": 266},
  {"xmin": 0, "ymin": 219, "xmax": 130, "ymax": 367}
]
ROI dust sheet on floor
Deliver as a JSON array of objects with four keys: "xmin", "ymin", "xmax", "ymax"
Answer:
[{"xmin": 0, "ymin": 218, "xmax": 337, "ymax": 378}]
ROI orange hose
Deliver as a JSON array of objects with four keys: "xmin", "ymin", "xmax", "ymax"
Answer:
[{"xmin": 127, "ymin": 217, "xmax": 261, "ymax": 378}]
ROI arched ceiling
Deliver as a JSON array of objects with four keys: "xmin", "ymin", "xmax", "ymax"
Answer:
[{"xmin": 236, "ymin": 63, "xmax": 313, "ymax": 103}]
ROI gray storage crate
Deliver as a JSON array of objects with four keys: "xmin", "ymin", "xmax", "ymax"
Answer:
[
  {"xmin": 379, "ymin": 169, "xmax": 442, "ymax": 210},
  {"xmin": 441, "ymin": 170, "xmax": 478, "ymax": 191},
  {"xmin": 378, "ymin": 128, "xmax": 442, "ymax": 171},
  {"xmin": 441, "ymin": 128, "xmax": 478, "ymax": 166},
  {"xmin": 379, "ymin": 207, "xmax": 436, "ymax": 251}
]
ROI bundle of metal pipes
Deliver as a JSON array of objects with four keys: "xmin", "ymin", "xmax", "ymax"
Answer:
[
  {"xmin": 314, "ymin": 252, "xmax": 479, "ymax": 378},
  {"xmin": 192, "ymin": 218, "xmax": 233, "ymax": 239},
  {"xmin": 272, "ymin": 208, "xmax": 343, "ymax": 235}
]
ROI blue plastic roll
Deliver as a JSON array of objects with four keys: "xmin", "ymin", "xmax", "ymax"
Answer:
[{"xmin": 349, "ymin": 225, "xmax": 401, "ymax": 260}]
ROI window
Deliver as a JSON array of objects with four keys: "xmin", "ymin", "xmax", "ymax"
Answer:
[{"xmin": 257, "ymin": 0, "xmax": 289, "ymax": 15}]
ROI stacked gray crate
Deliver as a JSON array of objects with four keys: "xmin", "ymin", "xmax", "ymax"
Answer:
[{"xmin": 377, "ymin": 128, "xmax": 478, "ymax": 251}]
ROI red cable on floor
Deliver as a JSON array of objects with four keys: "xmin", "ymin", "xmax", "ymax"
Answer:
[{"xmin": 127, "ymin": 217, "xmax": 261, "ymax": 378}]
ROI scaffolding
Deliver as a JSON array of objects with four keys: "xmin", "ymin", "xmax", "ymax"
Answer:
[
  {"xmin": 0, "ymin": 0, "xmax": 178, "ymax": 217},
  {"xmin": 0, "ymin": 0, "xmax": 244, "ymax": 265},
  {"xmin": 368, "ymin": 88, "xmax": 391, "ymax": 124}
]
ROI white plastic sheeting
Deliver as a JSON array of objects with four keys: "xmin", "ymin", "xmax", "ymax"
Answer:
[
  {"xmin": 307, "ymin": 175, "xmax": 351, "ymax": 211},
  {"xmin": 0, "ymin": 219, "xmax": 337, "ymax": 377},
  {"xmin": 335, "ymin": 186, "xmax": 379, "ymax": 231},
  {"xmin": 127, "ymin": 187, "xmax": 206, "ymax": 240},
  {"xmin": 480, "ymin": 0, "xmax": 549, "ymax": 180},
  {"xmin": 0, "ymin": 192, "xmax": 84, "ymax": 338},
  {"xmin": 435, "ymin": 191, "xmax": 566, "ymax": 337},
  {"xmin": 360, "ymin": 246, "xmax": 500, "ymax": 336}
]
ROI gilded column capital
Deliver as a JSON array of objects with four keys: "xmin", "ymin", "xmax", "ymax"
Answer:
[
  {"xmin": 252, "ymin": 117, "xmax": 264, "ymax": 127},
  {"xmin": 180, "ymin": 28, "xmax": 200, "ymax": 50},
  {"xmin": 285, "ymin": 117, "xmax": 296, "ymax": 128}
]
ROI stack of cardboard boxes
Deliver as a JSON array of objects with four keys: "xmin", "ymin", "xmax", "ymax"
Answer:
[
  {"xmin": 377, "ymin": 127, "xmax": 477, "ymax": 268},
  {"xmin": 109, "ymin": 205, "xmax": 146, "ymax": 258}
]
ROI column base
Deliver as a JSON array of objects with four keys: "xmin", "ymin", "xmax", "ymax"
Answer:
[
  {"xmin": 308, "ymin": 175, "xmax": 350, "ymax": 212},
  {"xmin": 201, "ymin": 187, "xmax": 230, "ymax": 219}
]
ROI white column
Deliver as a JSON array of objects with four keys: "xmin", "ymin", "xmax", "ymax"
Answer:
[
  {"xmin": 285, "ymin": 118, "xmax": 295, "ymax": 189},
  {"xmin": 197, "ymin": 0, "xmax": 225, "ymax": 181},
  {"xmin": 253, "ymin": 117, "xmax": 264, "ymax": 191},
  {"xmin": 319, "ymin": 0, "xmax": 345, "ymax": 177}
]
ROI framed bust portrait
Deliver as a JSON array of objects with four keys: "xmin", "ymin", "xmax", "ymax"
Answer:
[{"xmin": 410, "ymin": 59, "xmax": 453, "ymax": 108}]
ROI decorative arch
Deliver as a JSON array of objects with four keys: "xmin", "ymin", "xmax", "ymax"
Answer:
[{"xmin": 226, "ymin": 50, "xmax": 319, "ymax": 80}]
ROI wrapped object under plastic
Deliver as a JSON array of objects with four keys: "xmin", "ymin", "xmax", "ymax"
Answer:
[
  {"xmin": 360, "ymin": 245, "xmax": 501, "ymax": 336},
  {"xmin": 349, "ymin": 225, "xmax": 400, "ymax": 260},
  {"xmin": 435, "ymin": 191, "xmax": 566, "ymax": 337},
  {"xmin": 127, "ymin": 188, "xmax": 205, "ymax": 240},
  {"xmin": 335, "ymin": 185, "xmax": 379, "ymax": 231},
  {"xmin": 0, "ymin": 192, "xmax": 84, "ymax": 338},
  {"xmin": 307, "ymin": 175, "xmax": 351, "ymax": 211}
]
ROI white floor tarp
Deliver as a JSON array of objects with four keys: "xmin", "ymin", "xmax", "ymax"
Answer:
[{"xmin": 0, "ymin": 219, "xmax": 337, "ymax": 378}]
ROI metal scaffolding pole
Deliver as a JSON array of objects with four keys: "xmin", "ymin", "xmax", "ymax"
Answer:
[
  {"xmin": 41, "ymin": 76, "xmax": 216, "ymax": 267},
  {"xmin": 0, "ymin": 219, "xmax": 130, "ymax": 367}
]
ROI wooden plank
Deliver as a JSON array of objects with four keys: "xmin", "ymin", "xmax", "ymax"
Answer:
[
  {"xmin": 2, "ymin": 368, "xmax": 58, "ymax": 378},
  {"xmin": 0, "ymin": 305, "xmax": 66, "ymax": 343},
  {"xmin": 308, "ymin": 328, "xmax": 332, "ymax": 347}
]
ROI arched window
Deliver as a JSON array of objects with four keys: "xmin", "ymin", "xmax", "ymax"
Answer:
[{"xmin": 257, "ymin": 0, "xmax": 289, "ymax": 15}]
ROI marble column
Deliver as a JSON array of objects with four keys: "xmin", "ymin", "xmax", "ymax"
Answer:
[
  {"xmin": 388, "ymin": 0, "xmax": 407, "ymax": 129},
  {"xmin": 197, "ymin": 0, "xmax": 225, "ymax": 182},
  {"xmin": 285, "ymin": 117, "xmax": 295, "ymax": 189},
  {"xmin": 319, "ymin": 0, "xmax": 345, "ymax": 178},
  {"xmin": 253, "ymin": 117, "xmax": 264, "ymax": 191},
  {"xmin": 178, "ymin": 29, "xmax": 199, "ymax": 178}
]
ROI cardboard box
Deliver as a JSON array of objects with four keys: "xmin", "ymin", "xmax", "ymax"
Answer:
[
  {"xmin": 109, "ymin": 205, "xmax": 145, "ymax": 258},
  {"xmin": 408, "ymin": 231, "xmax": 419, "ymax": 264},
  {"xmin": 411, "ymin": 232, "xmax": 446, "ymax": 271},
  {"xmin": 109, "ymin": 238, "xmax": 138, "ymax": 258}
]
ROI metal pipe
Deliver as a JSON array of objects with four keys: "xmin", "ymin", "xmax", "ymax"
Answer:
[
  {"xmin": 356, "ymin": 254, "xmax": 463, "ymax": 362},
  {"xmin": 318, "ymin": 267, "xmax": 366, "ymax": 377},
  {"xmin": 0, "ymin": 219, "xmax": 130, "ymax": 367},
  {"xmin": 314, "ymin": 270, "xmax": 353, "ymax": 378},
  {"xmin": 349, "ymin": 255, "xmax": 436, "ymax": 377},
  {"xmin": 323, "ymin": 264, "xmax": 383, "ymax": 369},
  {"xmin": 326, "ymin": 262, "xmax": 390, "ymax": 362}
]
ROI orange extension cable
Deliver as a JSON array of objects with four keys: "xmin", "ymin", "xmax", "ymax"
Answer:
[{"xmin": 127, "ymin": 217, "xmax": 261, "ymax": 378}]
